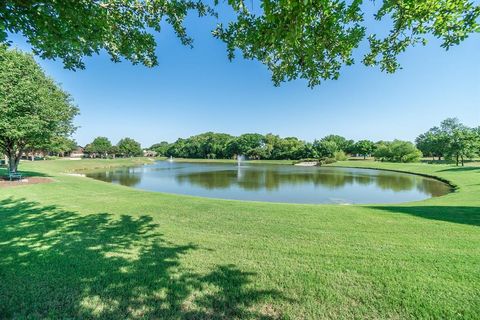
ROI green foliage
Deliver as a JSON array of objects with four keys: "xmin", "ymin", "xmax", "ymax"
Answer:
[
  {"xmin": 321, "ymin": 135, "xmax": 354, "ymax": 153},
  {"xmin": 214, "ymin": 0, "xmax": 365, "ymax": 87},
  {"xmin": 334, "ymin": 150, "xmax": 348, "ymax": 161},
  {"xmin": 0, "ymin": 46, "xmax": 78, "ymax": 172},
  {"xmin": 150, "ymin": 141, "xmax": 170, "ymax": 156},
  {"xmin": 301, "ymin": 142, "xmax": 318, "ymax": 159},
  {"xmin": 415, "ymin": 127, "xmax": 449, "ymax": 160},
  {"xmin": 215, "ymin": 0, "xmax": 480, "ymax": 86},
  {"xmin": 166, "ymin": 132, "xmax": 234, "ymax": 159},
  {"xmin": 155, "ymin": 132, "xmax": 347, "ymax": 161},
  {"xmin": 445, "ymin": 127, "xmax": 478, "ymax": 166},
  {"xmin": 416, "ymin": 118, "xmax": 480, "ymax": 166},
  {"xmin": 2, "ymin": 1, "xmax": 479, "ymax": 86},
  {"xmin": 43, "ymin": 136, "xmax": 77, "ymax": 156},
  {"xmin": 352, "ymin": 140, "xmax": 376, "ymax": 159},
  {"xmin": 264, "ymin": 134, "xmax": 306, "ymax": 160},
  {"xmin": 313, "ymin": 140, "xmax": 338, "ymax": 158},
  {"xmin": 0, "ymin": 0, "xmax": 214, "ymax": 70},
  {"xmin": 374, "ymin": 140, "xmax": 422, "ymax": 163},
  {"xmin": 85, "ymin": 137, "xmax": 112, "ymax": 158},
  {"xmin": 230, "ymin": 133, "xmax": 265, "ymax": 158},
  {"xmin": 364, "ymin": 0, "xmax": 480, "ymax": 73},
  {"xmin": 117, "ymin": 137, "xmax": 142, "ymax": 157}
]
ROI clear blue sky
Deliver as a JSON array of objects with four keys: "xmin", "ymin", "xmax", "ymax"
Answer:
[{"xmin": 9, "ymin": 4, "xmax": 480, "ymax": 148}]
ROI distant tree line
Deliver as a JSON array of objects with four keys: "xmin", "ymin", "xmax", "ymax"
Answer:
[
  {"xmin": 146, "ymin": 118, "xmax": 480, "ymax": 166},
  {"xmin": 148, "ymin": 133, "xmax": 415, "ymax": 163},
  {"xmin": 85, "ymin": 137, "xmax": 143, "ymax": 158},
  {"xmin": 47, "ymin": 118, "xmax": 480, "ymax": 166}
]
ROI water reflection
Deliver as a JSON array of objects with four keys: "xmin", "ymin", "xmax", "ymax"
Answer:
[
  {"xmin": 176, "ymin": 167, "xmax": 446, "ymax": 196},
  {"xmin": 85, "ymin": 162, "xmax": 451, "ymax": 204},
  {"xmin": 88, "ymin": 168, "xmax": 142, "ymax": 187}
]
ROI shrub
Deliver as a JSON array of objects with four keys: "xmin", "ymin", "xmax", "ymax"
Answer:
[
  {"xmin": 319, "ymin": 157, "xmax": 337, "ymax": 165},
  {"xmin": 374, "ymin": 140, "xmax": 422, "ymax": 163},
  {"xmin": 334, "ymin": 150, "xmax": 347, "ymax": 161}
]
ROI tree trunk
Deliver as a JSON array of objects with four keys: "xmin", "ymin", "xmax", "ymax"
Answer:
[
  {"xmin": 363, "ymin": 155, "xmax": 366, "ymax": 160},
  {"xmin": 456, "ymin": 154, "xmax": 459, "ymax": 166},
  {"xmin": 8, "ymin": 154, "xmax": 21, "ymax": 173},
  {"xmin": 6, "ymin": 146, "xmax": 24, "ymax": 173},
  {"xmin": 461, "ymin": 155, "xmax": 464, "ymax": 166},
  {"xmin": 8, "ymin": 155, "xmax": 16, "ymax": 172}
]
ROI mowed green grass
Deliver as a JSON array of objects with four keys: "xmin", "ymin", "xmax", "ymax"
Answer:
[{"xmin": 0, "ymin": 158, "xmax": 479, "ymax": 319}]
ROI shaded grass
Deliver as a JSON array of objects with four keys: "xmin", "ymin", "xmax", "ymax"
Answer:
[
  {"xmin": 0, "ymin": 197, "xmax": 282, "ymax": 319},
  {"xmin": 0, "ymin": 159, "xmax": 479, "ymax": 319},
  {"xmin": 370, "ymin": 205, "xmax": 480, "ymax": 226}
]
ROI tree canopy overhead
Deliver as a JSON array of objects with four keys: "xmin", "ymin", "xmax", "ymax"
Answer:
[
  {"xmin": 0, "ymin": 0, "xmax": 214, "ymax": 69},
  {"xmin": 2, "ymin": 0, "xmax": 479, "ymax": 87}
]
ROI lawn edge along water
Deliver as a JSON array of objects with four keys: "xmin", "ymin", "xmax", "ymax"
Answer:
[
  {"xmin": 0, "ymin": 158, "xmax": 472, "ymax": 207},
  {"xmin": 78, "ymin": 158, "xmax": 458, "ymax": 207}
]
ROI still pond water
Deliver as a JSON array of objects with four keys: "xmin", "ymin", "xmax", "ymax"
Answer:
[{"xmin": 86, "ymin": 161, "xmax": 451, "ymax": 204}]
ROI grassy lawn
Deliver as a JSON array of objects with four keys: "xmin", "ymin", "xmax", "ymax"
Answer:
[{"xmin": 0, "ymin": 158, "xmax": 479, "ymax": 319}]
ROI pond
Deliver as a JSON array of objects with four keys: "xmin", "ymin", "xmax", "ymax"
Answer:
[{"xmin": 85, "ymin": 161, "xmax": 452, "ymax": 204}]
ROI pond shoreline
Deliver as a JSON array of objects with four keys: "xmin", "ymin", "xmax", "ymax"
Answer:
[{"xmin": 83, "ymin": 160, "xmax": 452, "ymax": 205}]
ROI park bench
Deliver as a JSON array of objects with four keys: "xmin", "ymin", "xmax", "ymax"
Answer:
[{"xmin": 7, "ymin": 171, "xmax": 23, "ymax": 181}]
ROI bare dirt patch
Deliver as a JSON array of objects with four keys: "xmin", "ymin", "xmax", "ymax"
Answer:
[{"xmin": 0, "ymin": 177, "xmax": 54, "ymax": 188}]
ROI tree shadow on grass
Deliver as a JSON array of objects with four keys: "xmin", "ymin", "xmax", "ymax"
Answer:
[
  {"xmin": 439, "ymin": 166, "xmax": 480, "ymax": 173},
  {"xmin": 0, "ymin": 197, "xmax": 283, "ymax": 319},
  {"xmin": 0, "ymin": 167, "xmax": 50, "ymax": 178},
  {"xmin": 370, "ymin": 205, "xmax": 480, "ymax": 227}
]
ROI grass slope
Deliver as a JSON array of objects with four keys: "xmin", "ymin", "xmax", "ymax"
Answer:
[{"xmin": 0, "ymin": 159, "xmax": 479, "ymax": 319}]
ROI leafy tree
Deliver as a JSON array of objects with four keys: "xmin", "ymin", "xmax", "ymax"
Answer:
[
  {"xmin": 300, "ymin": 142, "xmax": 318, "ymax": 159},
  {"xmin": 0, "ymin": 47, "xmax": 78, "ymax": 172},
  {"xmin": 109, "ymin": 145, "xmax": 120, "ymax": 159},
  {"xmin": 389, "ymin": 140, "xmax": 423, "ymax": 163},
  {"xmin": 198, "ymin": 132, "xmax": 233, "ymax": 159},
  {"xmin": 373, "ymin": 142, "xmax": 392, "ymax": 162},
  {"xmin": 320, "ymin": 135, "xmax": 354, "ymax": 153},
  {"xmin": 415, "ymin": 128, "xmax": 448, "ymax": 160},
  {"xmin": 3, "ymin": 1, "xmax": 478, "ymax": 87},
  {"xmin": 44, "ymin": 136, "xmax": 77, "ymax": 157},
  {"xmin": 117, "ymin": 137, "xmax": 142, "ymax": 157},
  {"xmin": 268, "ymin": 135, "xmax": 305, "ymax": 160},
  {"xmin": 85, "ymin": 137, "xmax": 112, "ymax": 158},
  {"xmin": 416, "ymin": 118, "xmax": 480, "ymax": 166},
  {"xmin": 352, "ymin": 140, "xmax": 376, "ymax": 159},
  {"xmin": 166, "ymin": 138, "xmax": 188, "ymax": 158},
  {"xmin": 150, "ymin": 141, "xmax": 170, "ymax": 156},
  {"xmin": 246, "ymin": 146, "xmax": 269, "ymax": 160},
  {"xmin": 445, "ymin": 126, "xmax": 478, "ymax": 166},
  {"xmin": 313, "ymin": 140, "xmax": 338, "ymax": 159},
  {"xmin": 227, "ymin": 133, "xmax": 265, "ymax": 158},
  {"xmin": 374, "ymin": 140, "xmax": 422, "ymax": 163}
]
